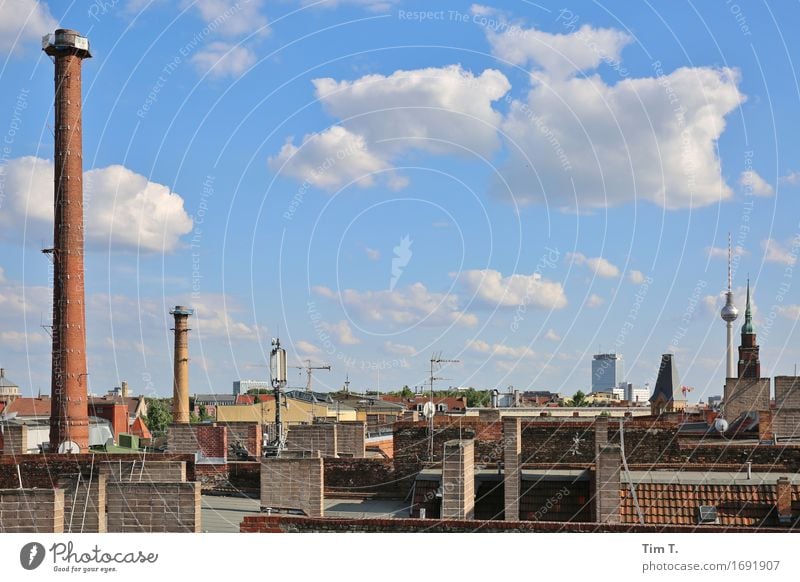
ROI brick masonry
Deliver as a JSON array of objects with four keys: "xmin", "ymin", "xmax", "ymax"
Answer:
[
  {"xmin": 336, "ymin": 421, "xmax": 366, "ymax": 458},
  {"xmin": 0, "ymin": 423, "xmax": 28, "ymax": 455},
  {"xmin": 285, "ymin": 423, "xmax": 337, "ymax": 458},
  {"xmin": 503, "ymin": 418, "xmax": 521, "ymax": 522},
  {"xmin": 442, "ymin": 439, "xmax": 474, "ymax": 520},
  {"xmin": 261, "ymin": 456, "xmax": 324, "ymax": 517},
  {"xmin": 98, "ymin": 460, "xmax": 186, "ymax": 483},
  {"xmin": 167, "ymin": 424, "xmax": 228, "ymax": 461},
  {"xmin": 106, "ymin": 482, "xmax": 200, "ymax": 533},
  {"xmin": 59, "ymin": 474, "xmax": 106, "ymax": 533},
  {"xmin": 773, "ymin": 376, "xmax": 800, "ymax": 438},
  {"xmin": 595, "ymin": 444, "xmax": 621, "ymax": 524},
  {"xmin": 0, "ymin": 488, "xmax": 64, "ymax": 533},
  {"xmin": 323, "ymin": 458, "xmax": 396, "ymax": 497},
  {"xmin": 723, "ymin": 377, "xmax": 770, "ymax": 421},
  {"xmin": 219, "ymin": 422, "xmax": 262, "ymax": 458}
]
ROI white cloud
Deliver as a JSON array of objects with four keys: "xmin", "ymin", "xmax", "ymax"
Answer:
[
  {"xmin": 469, "ymin": 4, "xmax": 496, "ymax": 17},
  {"xmin": 1, "ymin": 157, "xmax": 193, "ymax": 253},
  {"xmin": 466, "ymin": 339, "xmax": 535, "ymax": 359},
  {"xmin": 780, "ymin": 171, "xmax": 800, "ymax": 185},
  {"xmin": 295, "ymin": 340, "xmax": 321, "ymax": 355},
  {"xmin": 707, "ymin": 245, "xmax": 749, "ymax": 260},
  {"xmin": 0, "ymin": 330, "xmax": 47, "ymax": 345},
  {"xmin": 780, "ymin": 305, "xmax": 800, "ymax": 320},
  {"xmin": 383, "ymin": 341, "xmax": 416, "ymax": 355},
  {"xmin": 567, "ymin": 252, "xmax": 619, "ymax": 278},
  {"xmin": 544, "ymin": 328, "xmax": 561, "ymax": 341},
  {"xmin": 0, "ymin": 0, "xmax": 57, "ymax": 55},
  {"xmin": 365, "ymin": 247, "xmax": 381, "ymax": 261},
  {"xmin": 271, "ymin": 66, "xmax": 510, "ymax": 190},
  {"xmin": 300, "ymin": 0, "xmax": 398, "ymax": 11},
  {"xmin": 587, "ymin": 293, "xmax": 604, "ymax": 308},
  {"xmin": 703, "ymin": 285, "xmax": 756, "ymax": 320},
  {"xmin": 0, "ymin": 267, "xmax": 5, "ymax": 284},
  {"xmin": 740, "ymin": 170, "xmax": 774, "ymax": 197},
  {"xmin": 269, "ymin": 126, "xmax": 391, "ymax": 190},
  {"xmin": 457, "ymin": 268, "xmax": 567, "ymax": 309},
  {"xmin": 485, "ymin": 24, "xmax": 744, "ymax": 210},
  {"xmin": 628, "ymin": 270, "xmax": 646, "ymax": 285},
  {"xmin": 487, "ymin": 23, "xmax": 632, "ymax": 79},
  {"xmin": 762, "ymin": 238, "xmax": 798, "ymax": 266},
  {"xmin": 191, "ymin": 42, "xmax": 256, "ymax": 78},
  {"xmin": 189, "ymin": 0, "xmax": 269, "ymax": 36},
  {"xmin": 320, "ymin": 319, "xmax": 361, "ymax": 345},
  {"xmin": 313, "ymin": 282, "xmax": 478, "ymax": 328}
]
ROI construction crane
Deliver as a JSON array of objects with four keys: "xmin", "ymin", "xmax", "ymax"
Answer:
[{"xmin": 292, "ymin": 360, "xmax": 332, "ymax": 392}]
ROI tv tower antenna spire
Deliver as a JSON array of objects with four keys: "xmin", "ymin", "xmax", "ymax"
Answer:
[{"xmin": 720, "ymin": 233, "xmax": 740, "ymax": 379}]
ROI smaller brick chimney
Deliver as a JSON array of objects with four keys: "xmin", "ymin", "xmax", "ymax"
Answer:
[{"xmin": 776, "ymin": 477, "xmax": 792, "ymax": 524}]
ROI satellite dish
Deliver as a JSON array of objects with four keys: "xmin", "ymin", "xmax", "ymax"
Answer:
[
  {"xmin": 714, "ymin": 418, "xmax": 729, "ymax": 433},
  {"xmin": 422, "ymin": 401, "xmax": 436, "ymax": 419},
  {"xmin": 58, "ymin": 440, "xmax": 80, "ymax": 454}
]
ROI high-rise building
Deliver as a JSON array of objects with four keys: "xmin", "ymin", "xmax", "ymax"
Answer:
[
  {"xmin": 620, "ymin": 382, "xmax": 650, "ymax": 405},
  {"xmin": 591, "ymin": 353, "xmax": 623, "ymax": 392},
  {"xmin": 233, "ymin": 380, "xmax": 271, "ymax": 396}
]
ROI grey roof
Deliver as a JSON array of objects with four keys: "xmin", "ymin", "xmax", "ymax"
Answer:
[
  {"xmin": 284, "ymin": 389, "xmax": 333, "ymax": 404},
  {"xmin": 0, "ymin": 368, "xmax": 19, "ymax": 389},
  {"xmin": 650, "ymin": 353, "xmax": 680, "ymax": 403},
  {"xmin": 194, "ymin": 394, "xmax": 236, "ymax": 404}
]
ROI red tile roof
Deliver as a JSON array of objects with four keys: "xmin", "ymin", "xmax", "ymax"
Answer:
[{"xmin": 4, "ymin": 396, "xmax": 51, "ymax": 418}]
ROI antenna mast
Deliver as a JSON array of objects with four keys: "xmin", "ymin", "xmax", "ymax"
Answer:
[{"xmin": 426, "ymin": 352, "xmax": 460, "ymax": 460}]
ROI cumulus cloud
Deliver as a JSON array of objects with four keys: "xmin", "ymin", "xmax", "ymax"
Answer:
[
  {"xmin": 780, "ymin": 305, "xmax": 800, "ymax": 320},
  {"xmin": 320, "ymin": 319, "xmax": 361, "ymax": 345},
  {"xmin": 457, "ymin": 268, "xmax": 567, "ymax": 309},
  {"xmin": 707, "ymin": 245, "xmax": 749, "ymax": 260},
  {"xmin": 587, "ymin": 293, "xmax": 604, "ymax": 308},
  {"xmin": 383, "ymin": 341, "xmax": 416, "ymax": 355},
  {"xmin": 295, "ymin": 340, "xmax": 321, "ymax": 355},
  {"xmin": 780, "ymin": 171, "xmax": 800, "ymax": 185},
  {"xmin": 1, "ymin": 157, "xmax": 193, "ymax": 252},
  {"xmin": 628, "ymin": 270, "xmax": 646, "ymax": 285},
  {"xmin": 466, "ymin": 339, "xmax": 535, "ymax": 359},
  {"xmin": 544, "ymin": 328, "xmax": 561, "ymax": 341},
  {"xmin": 189, "ymin": 0, "xmax": 269, "ymax": 36},
  {"xmin": 270, "ymin": 66, "xmax": 510, "ymax": 190},
  {"xmin": 762, "ymin": 238, "xmax": 798, "ymax": 266},
  {"xmin": 300, "ymin": 0, "xmax": 398, "ymax": 11},
  {"xmin": 484, "ymin": 23, "xmax": 744, "ymax": 210},
  {"xmin": 365, "ymin": 247, "xmax": 381, "ymax": 261},
  {"xmin": 313, "ymin": 282, "xmax": 478, "ymax": 328},
  {"xmin": 740, "ymin": 170, "xmax": 774, "ymax": 197},
  {"xmin": 567, "ymin": 252, "xmax": 620, "ymax": 278},
  {"xmin": 0, "ymin": 0, "xmax": 57, "ymax": 55},
  {"xmin": 191, "ymin": 42, "xmax": 256, "ymax": 78}
]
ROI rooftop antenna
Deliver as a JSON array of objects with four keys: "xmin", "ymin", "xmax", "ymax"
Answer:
[
  {"xmin": 267, "ymin": 337, "xmax": 287, "ymax": 456},
  {"xmin": 426, "ymin": 352, "xmax": 459, "ymax": 460}
]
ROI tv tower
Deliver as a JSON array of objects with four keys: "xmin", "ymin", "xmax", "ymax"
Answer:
[{"xmin": 720, "ymin": 234, "xmax": 739, "ymax": 379}]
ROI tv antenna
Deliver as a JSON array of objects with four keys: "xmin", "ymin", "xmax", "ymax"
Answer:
[{"xmin": 426, "ymin": 352, "xmax": 460, "ymax": 460}]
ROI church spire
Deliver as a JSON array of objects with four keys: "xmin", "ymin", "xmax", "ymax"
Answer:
[{"xmin": 742, "ymin": 278, "xmax": 754, "ymax": 335}]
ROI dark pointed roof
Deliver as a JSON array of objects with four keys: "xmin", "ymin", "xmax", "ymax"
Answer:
[
  {"xmin": 742, "ymin": 279, "xmax": 754, "ymax": 335},
  {"xmin": 649, "ymin": 354, "xmax": 680, "ymax": 403}
]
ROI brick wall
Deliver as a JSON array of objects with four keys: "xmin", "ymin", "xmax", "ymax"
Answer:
[
  {"xmin": 324, "ymin": 458, "xmax": 396, "ymax": 497},
  {"xmin": 366, "ymin": 435, "xmax": 393, "ymax": 458},
  {"xmin": 219, "ymin": 422, "xmax": 262, "ymax": 458},
  {"xmin": 724, "ymin": 377, "xmax": 770, "ymax": 421},
  {"xmin": 336, "ymin": 421, "xmax": 366, "ymax": 458},
  {"xmin": 106, "ymin": 482, "xmax": 201, "ymax": 532},
  {"xmin": 503, "ymin": 418, "xmax": 521, "ymax": 522},
  {"xmin": 595, "ymin": 444, "xmax": 621, "ymax": 523},
  {"xmin": 285, "ymin": 423, "xmax": 337, "ymax": 458},
  {"xmin": 240, "ymin": 514, "xmax": 792, "ymax": 533},
  {"xmin": 0, "ymin": 453, "xmax": 196, "ymax": 489},
  {"xmin": 98, "ymin": 460, "xmax": 186, "ymax": 482},
  {"xmin": 774, "ymin": 376, "xmax": 800, "ymax": 438},
  {"xmin": 59, "ymin": 474, "xmax": 106, "ymax": 533},
  {"xmin": 261, "ymin": 457, "xmax": 324, "ymax": 517},
  {"xmin": 442, "ymin": 439, "xmax": 474, "ymax": 520},
  {"xmin": 0, "ymin": 488, "xmax": 64, "ymax": 533},
  {"xmin": 0, "ymin": 423, "xmax": 28, "ymax": 455},
  {"xmin": 167, "ymin": 424, "xmax": 227, "ymax": 461}
]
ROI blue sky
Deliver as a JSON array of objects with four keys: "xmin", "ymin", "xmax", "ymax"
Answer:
[{"xmin": 1, "ymin": 0, "xmax": 799, "ymax": 402}]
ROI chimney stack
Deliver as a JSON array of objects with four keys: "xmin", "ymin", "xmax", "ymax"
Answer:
[
  {"xmin": 121, "ymin": 380, "xmax": 129, "ymax": 399},
  {"xmin": 44, "ymin": 29, "xmax": 92, "ymax": 453},
  {"xmin": 170, "ymin": 306, "xmax": 193, "ymax": 423}
]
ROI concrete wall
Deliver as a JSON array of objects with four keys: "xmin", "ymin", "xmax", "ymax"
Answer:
[
  {"xmin": 441, "ymin": 439, "xmax": 475, "ymax": 520},
  {"xmin": 724, "ymin": 377, "xmax": 770, "ymax": 421},
  {"xmin": 0, "ymin": 423, "xmax": 28, "ymax": 455},
  {"xmin": 59, "ymin": 474, "xmax": 106, "ymax": 533},
  {"xmin": 0, "ymin": 488, "xmax": 64, "ymax": 533},
  {"xmin": 285, "ymin": 423, "xmax": 337, "ymax": 458},
  {"xmin": 261, "ymin": 456, "xmax": 324, "ymax": 517},
  {"xmin": 106, "ymin": 482, "xmax": 201, "ymax": 532},
  {"xmin": 336, "ymin": 421, "xmax": 365, "ymax": 458},
  {"xmin": 98, "ymin": 460, "xmax": 186, "ymax": 483}
]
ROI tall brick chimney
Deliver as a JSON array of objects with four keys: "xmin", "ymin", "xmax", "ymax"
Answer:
[
  {"xmin": 44, "ymin": 29, "xmax": 92, "ymax": 453},
  {"xmin": 170, "ymin": 306, "xmax": 193, "ymax": 423}
]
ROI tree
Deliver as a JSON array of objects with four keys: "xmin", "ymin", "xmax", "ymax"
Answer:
[
  {"xmin": 399, "ymin": 385, "xmax": 414, "ymax": 398},
  {"xmin": 144, "ymin": 398, "xmax": 173, "ymax": 436},
  {"xmin": 570, "ymin": 390, "xmax": 588, "ymax": 407},
  {"xmin": 198, "ymin": 404, "xmax": 212, "ymax": 422},
  {"xmin": 247, "ymin": 388, "xmax": 272, "ymax": 395}
]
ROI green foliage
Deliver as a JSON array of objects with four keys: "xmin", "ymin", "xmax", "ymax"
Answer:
[
  {"xmin": 198, "ymin": 404, "xmax": 213, "ymax": 422},
  {"xmin": 246, "ymin": 388, "xmax": 272, "ymax": 395},
  {"xmin": 144, "ymin": 398, "xmax": 173, "ymax": 435},
  {"xmin": 569, "ymin": 390, "xmax": 589, "ymax": 407},
  {"xmin": 399, "ymin": 385, "xmax": 414, "ymax": 398}
]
